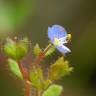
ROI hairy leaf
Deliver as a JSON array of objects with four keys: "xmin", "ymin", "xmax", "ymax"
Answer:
[
  {"xmin": 49, "ymin": 57, "xmax": 73, "ymax": 80},
  {"xmin": 30, "ymin": 67, "xmax": 44, "ymax": 89},
  {"xmin": 8, "ymin": 59, "xmax": 23, "ymax": 79},
  {"xmin": 42, "ymin": 84, "xmax": 63, "ymax": 96}
]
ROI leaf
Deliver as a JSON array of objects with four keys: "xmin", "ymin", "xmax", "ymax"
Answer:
[
  {"xmin": 30, "ymin": 67, "xmax": 44, "ymax": 89},
  {"xmin": 33, "ymin": 44, "xmax": 42, "ymax": 57},
  {"xmin": 4, "ymin": 38, "xmax": 29, "ymax": 60},
  {"xmin": 8, "ymin": 59, "xmax": 23, "ymax": 79},
  {"xmin": 45, "ymin": 45, "xmax": 56, "ymax": 57},
  {"xmin": 49, "ymin": 57, "xmax": 73, "ymax": 81},
  {"xmin": 42, "ymin": 84, "xmax": 63, "ymax": 96}
]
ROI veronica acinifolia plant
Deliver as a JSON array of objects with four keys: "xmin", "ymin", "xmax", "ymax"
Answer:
[{"xmin": 2, "ymin": 24, "xmax": 73, "ymax": 96}]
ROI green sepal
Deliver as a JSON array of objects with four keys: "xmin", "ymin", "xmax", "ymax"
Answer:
[
  {"xmin": 4, "ymin": 38, "xmax": 29, "ymax": 60},
  {"xmin": 4, "ymin": 38, "xmax": 17, "ymax": 59},
  {"xmin": 42, "ymin": 84, "xmax": 63, "ymax": 96},
  {"xmin": 8, "ymin": 58, "xmax": 23, "ymax": 79},
  {"xmin": 17, "ymin": 37, "xmax": 29, "ymax": 59},
  {"xmin": 33, "ymin": 43, "xmax": 42, "ymax": 57},
  {"xmin": 49, "ymin": 57, "xmax": 73, "ymax": 81}
]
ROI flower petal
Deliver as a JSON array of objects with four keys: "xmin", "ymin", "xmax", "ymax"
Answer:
[
  {"xmin": 56, "ymin": 45, "xmax": 71, "ymax": 54},
  {"xmin": 48, "ymin": 25, "xmax": 67, "ymax": 43}
]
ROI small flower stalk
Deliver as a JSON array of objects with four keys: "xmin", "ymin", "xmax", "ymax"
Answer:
[{"xmin": 2, "ymin": 25, "xmax": 73, "ymax": 96}]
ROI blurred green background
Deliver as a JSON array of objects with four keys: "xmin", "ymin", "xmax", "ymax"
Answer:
[{"xmin": 0, "ymin": 0, "xmax": 96, "ymax": 96}]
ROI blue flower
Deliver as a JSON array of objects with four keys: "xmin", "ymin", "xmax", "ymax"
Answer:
[{"xmin": 48, "ymin": 25, "xmax": 71, "ymax": 54}]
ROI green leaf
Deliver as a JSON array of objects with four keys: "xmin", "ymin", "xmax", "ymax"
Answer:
[
  {"xmin": 45, "ymin": 45, "xmax": 56, "ymax": 57},
  {"xmin": 30, "ymin": 67, "xmax": 44, "ymax": 89},
  {"xmin": 4, "ymin": 38, "xmax": 29, "ymax": 60},
  {"xmin": 8, "ymin": 59, "xmax": 23, "ymax": 79},
  {"xmin": 33, "ymin": 44, "xmax": 42, "ymax": 57},
  {"xmin": 49, "ymin": 57, "xmax": 73, "ymax": 81},
  {"xmin": 42, "ymin": 84, "xmax": 63, "ymax": 96}
]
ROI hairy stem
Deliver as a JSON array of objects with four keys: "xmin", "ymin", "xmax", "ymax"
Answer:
[
  {"xmin": 17, "ymin": 61, "xmax": 31, "ymax": 96},
  {"xmin": 34, "ymin": 43, "xmax": 52, "ymax": 65},
  {"xmin": 17, "ymin": 43, "xmax": 52, "ymax": 96},
  {"xmin": 25, "ymin": 80, "xmax": 31, "ymax": 96}
]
